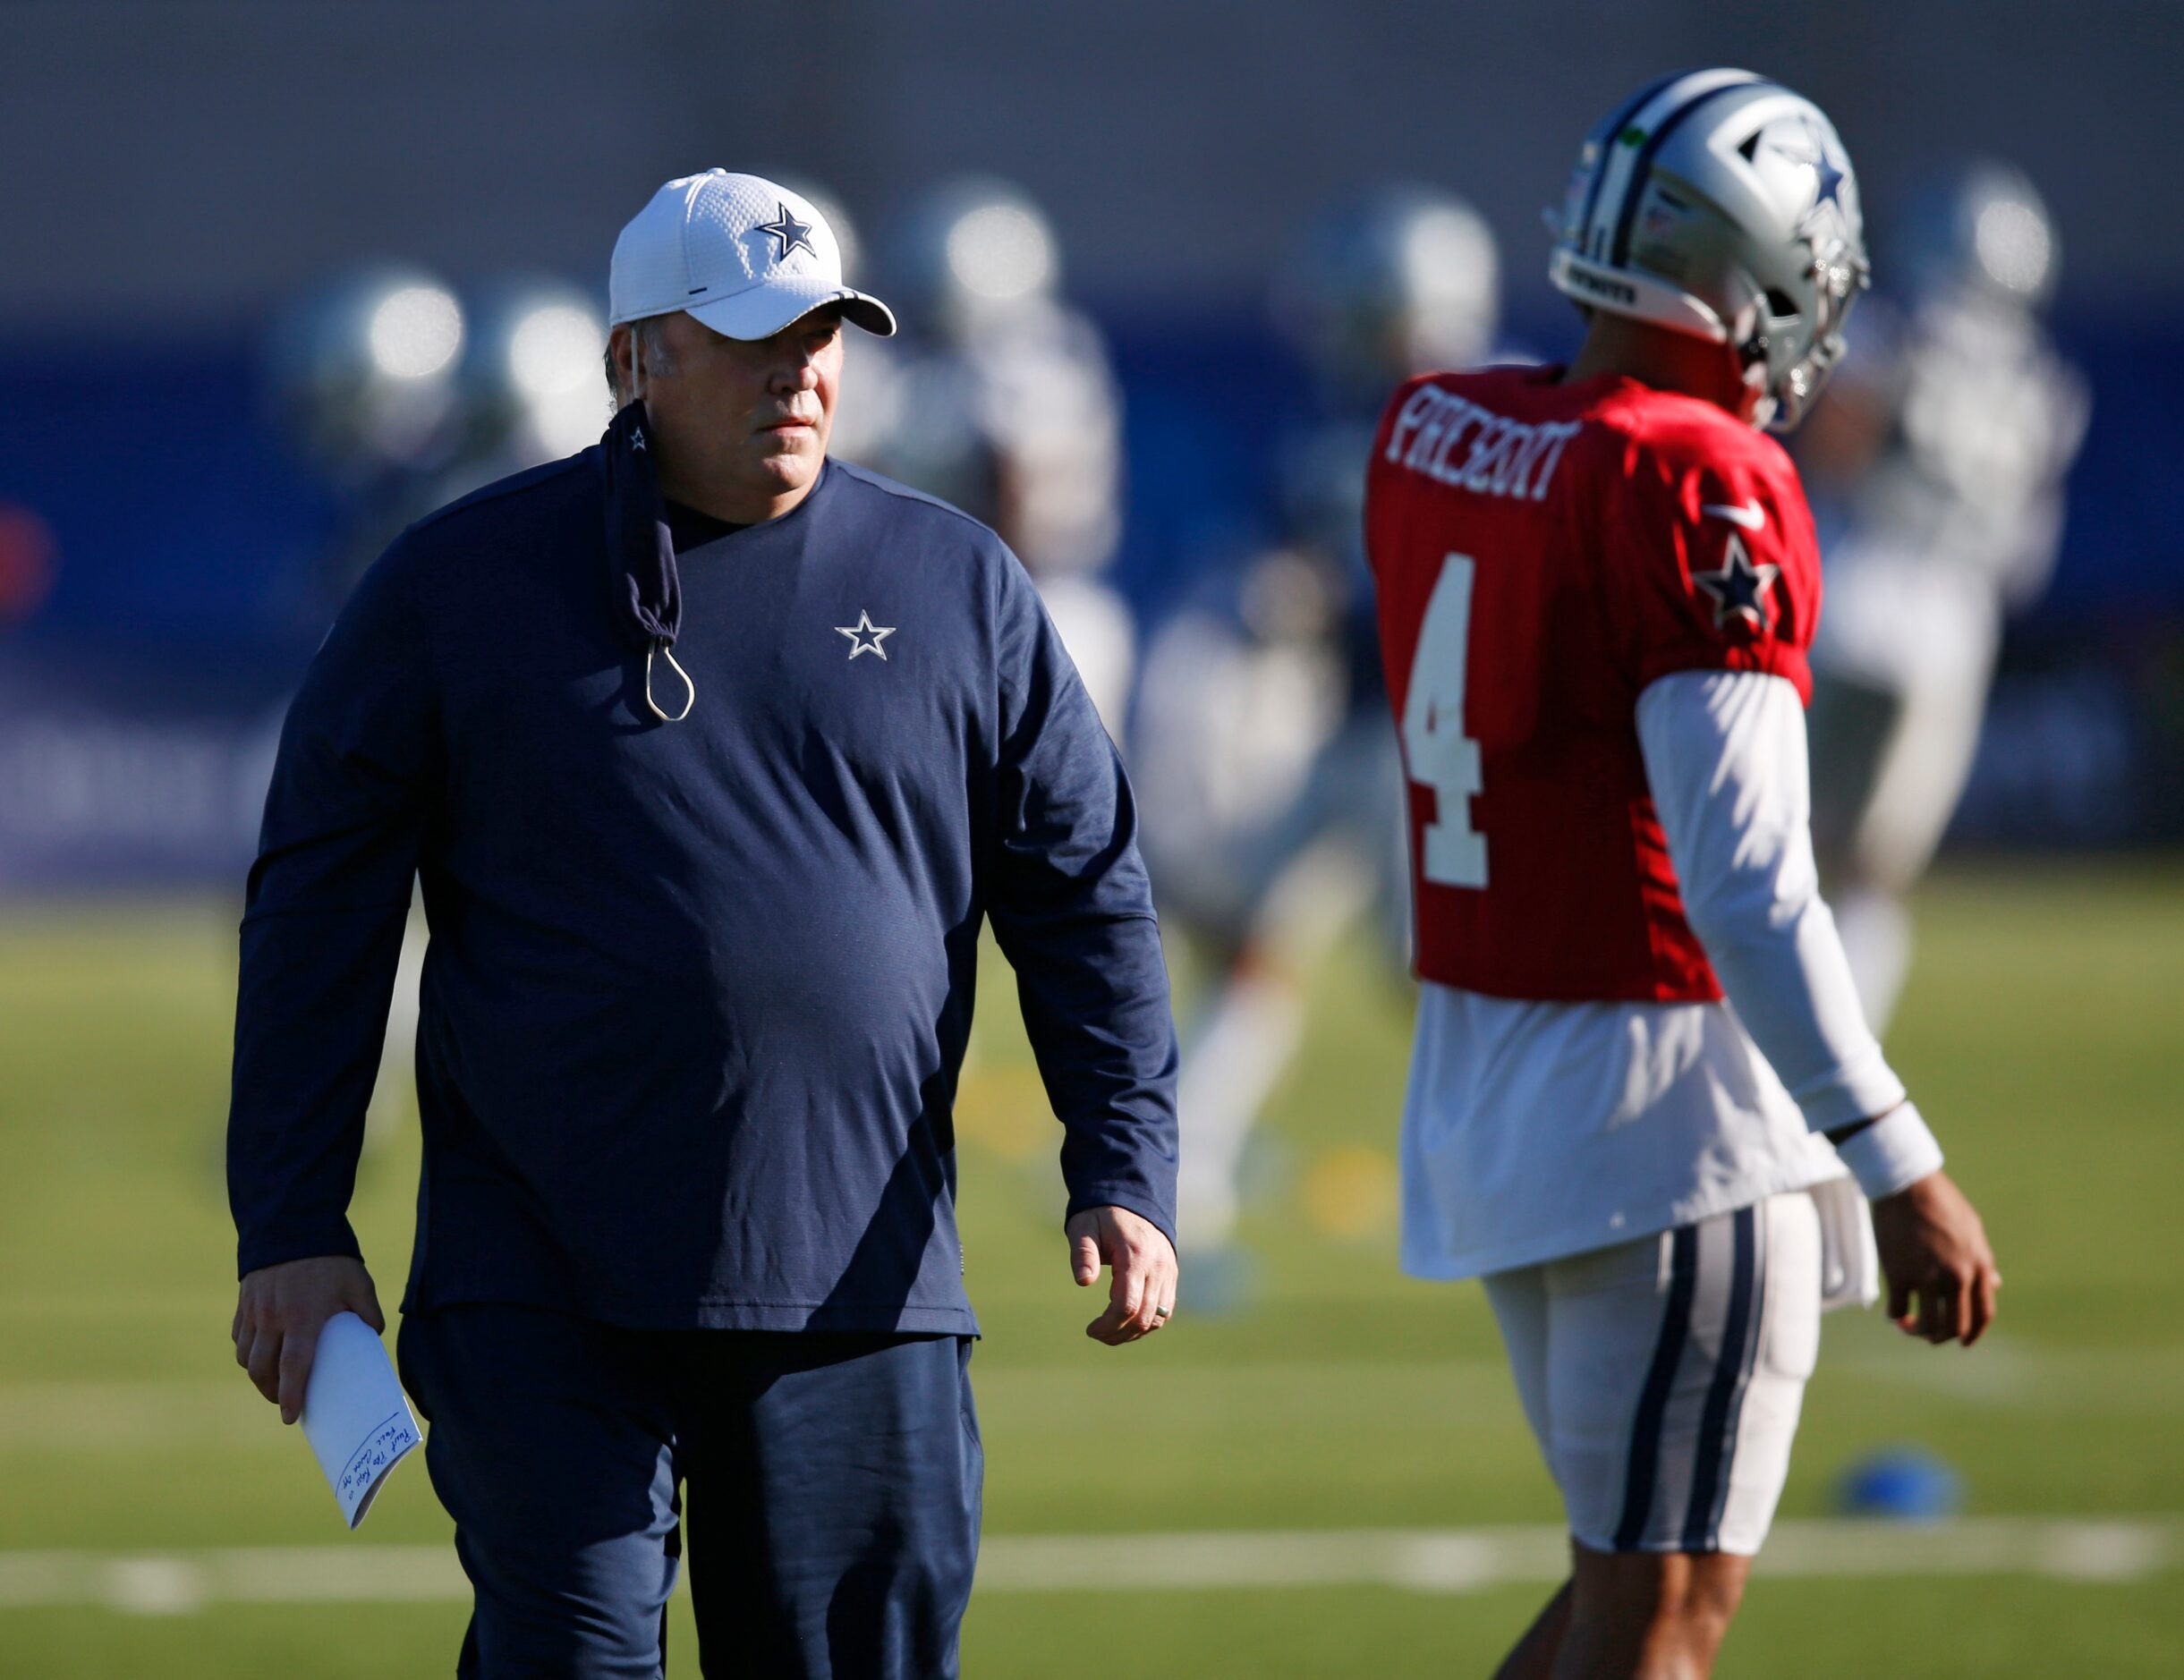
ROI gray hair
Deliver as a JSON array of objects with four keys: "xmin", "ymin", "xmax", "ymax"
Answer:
[{"xmin": 604, "ymin": 316, "xmax": 681, "ymax": 409}]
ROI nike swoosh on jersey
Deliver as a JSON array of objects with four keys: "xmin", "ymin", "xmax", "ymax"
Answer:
[{"xmin": 1701, "ymin": 500, "xmax": 1766, "ymax": 530}]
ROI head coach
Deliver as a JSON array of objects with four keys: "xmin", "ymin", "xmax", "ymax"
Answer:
[{"xmin": 225, "ymin": 169, "xmax": 1181, "ymax": 1678}]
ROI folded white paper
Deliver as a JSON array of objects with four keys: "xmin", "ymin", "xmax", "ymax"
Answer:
[{"xmin": 300, "ymin": 1311, "xmax": 422, "ymax": 1529}]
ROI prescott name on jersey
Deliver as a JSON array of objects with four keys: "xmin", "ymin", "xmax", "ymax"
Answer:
[{"xmin": 1367, "ymin": 365, "xmax": 1823, "ymax": 1004}]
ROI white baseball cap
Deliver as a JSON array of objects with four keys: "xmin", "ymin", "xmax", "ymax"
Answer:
[{"xmin": 609, "ymin": 170, "xmax": 897, "ymax": 341}]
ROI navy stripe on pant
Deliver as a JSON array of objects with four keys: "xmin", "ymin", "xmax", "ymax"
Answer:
[
  {"xmin": 1610, "ymin": 1206, "xmax": 1779, "ymax": 1554},
  {"xmin": 397, "ymin": 1306, "xmax": 982, "ymax": 1680},
  {"xmin": 1613, "ymin": 1224, "xmax": 1699, "ymax": 1549},
  {"xmin": 1682, "ymin": 1206, "xmax": 1763, "ymax": 1550}
]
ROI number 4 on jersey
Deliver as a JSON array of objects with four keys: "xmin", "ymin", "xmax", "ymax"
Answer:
[{"xmin": 1401, "ymin": 553, "xmax": 1487, "ymax": 888}]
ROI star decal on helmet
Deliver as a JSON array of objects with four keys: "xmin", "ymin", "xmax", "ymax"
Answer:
[
  {"xmin": 1693, "ymin": 531, "xmax": 1780, "ymax": 633},
  {"xmin": 1797, "ymin": 118, "xmax": 1848, "ymax": 213},
  {"xmin": 1770, "ymin": 119, "xmax": 1851, "ymax": 235},
  {"xmin": 1811, "ymin": 148, "xmax": 1847, "ymax": 212},
  {"xmin": 754, "ymin": 202, "xmax": 818, "ymax": 263}
]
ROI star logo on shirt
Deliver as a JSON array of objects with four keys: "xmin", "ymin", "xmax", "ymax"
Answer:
[
  {"xmin": 629, "ymin": 426, "xmax": 646, "ymax": 451},
  {"xmin": 1693, "ymin": 531, "xmax": 1780, "ymax": 634},
  {"xmin": 754, "ymin": 202, "xmax": 818, "ymax": 263},
  {"xmin": 836, "ymin": 610, "xmax": 896, "ymax": 660}
]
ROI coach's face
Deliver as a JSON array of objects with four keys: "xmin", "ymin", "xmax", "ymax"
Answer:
[{"xmin": 645, "ymin": 305, "xmax": 845, "ymax": 522}]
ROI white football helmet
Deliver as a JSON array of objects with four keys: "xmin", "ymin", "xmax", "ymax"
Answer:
[
  {"xmin": 1549, "ymin": 68, "xmax": 1869, "ymax": 429},
  {"xmin": 459, "ymin": 277, "xmax": 608, "ymax": 465},
  {"xmin": 1272, "ymin": 183, "xmax": 1501, "ymax": 395},
  {"xmin": 265, "ymin": 265, "xmax": 468, "ymax": 478},
  {"xmin": 1898, "ymin": 159, "xmax": 2058, "ymax": 312},
  {"xmin": 885, "ymin": 175, "xmax": 1061, "ymax": 340}
]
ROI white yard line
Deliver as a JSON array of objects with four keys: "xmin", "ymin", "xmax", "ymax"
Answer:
[
  {"xmin": 978, "ymin": 1517, "xmax": 2179, "ymax": 1592},
  {"xmin": 0, "ymin": 1518, "xmax": 2172, "ymax": 1615},
  {"xmin": 7, "ymin": 1344, "xmax": 2183, "ymax": 1450}
]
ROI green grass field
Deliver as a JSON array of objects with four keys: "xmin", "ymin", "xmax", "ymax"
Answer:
[{"xmin": 2, "ymin": 863, "xmax": 2180, "ymax": 1676}]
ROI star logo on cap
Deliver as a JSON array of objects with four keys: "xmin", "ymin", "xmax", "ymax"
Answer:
[
  {"xmin": 1693, "ymin": 532, "xmax": 1780, "ymax": 633},
  {"xmin": 836, "ymin": 610, "xmax": 896, "ymax": 660},
  {"xmin": 755, "ymin": 202, "xmax": 818, "ymax": 264}
]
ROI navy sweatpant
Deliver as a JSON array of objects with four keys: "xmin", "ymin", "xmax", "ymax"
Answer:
[{"xmin": 397, "ymin": 1306, "xmax": 982, "ymax": 1679}]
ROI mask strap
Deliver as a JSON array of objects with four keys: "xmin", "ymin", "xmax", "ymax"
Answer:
[
  {"xmin": 618, "ymin": 333, "xmax": 686, "ymax": 720},
  {"xmin": 644, "ymin": 637, "xmax": 695, "ymax": 723}
]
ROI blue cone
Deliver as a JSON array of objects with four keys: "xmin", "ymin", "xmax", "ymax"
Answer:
[{"xmin": 1836, "ymin": 1447, "xmax": 1963, "ymax": 1521}]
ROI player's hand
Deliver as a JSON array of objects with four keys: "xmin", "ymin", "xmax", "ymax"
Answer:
[
  {"xmin": 232, "ymin": 1255, "xmax": 385, "ymax": 1424},
  {"xmin": 1870, "ymin": 1171, "xmax": 1999, "ymax": 1347},
  {"xmin": 1067, "ymin": 1206, "xmax": 1177, "ymax": 1345}
]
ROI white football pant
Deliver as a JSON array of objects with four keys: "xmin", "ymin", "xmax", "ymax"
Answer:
[{"xmin": 1483, "ymin": 1191, "xmax": 1823, "ymax": 1557}]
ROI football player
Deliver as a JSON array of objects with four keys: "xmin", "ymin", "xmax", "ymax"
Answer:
[
  {"xmin": 1364, "ymin": 71, "xmax": 2001, "ymax": 1677},
  {"xmin": 262, "ymin": 267, "xmax": 483, "ymax": 1150},
  {"xmin": 263, "ymin": 266, "xmax": 472, "ymax": 604},
  {"xmin": 1800, "ymin": 162, "xmax": 2089, "ymax": 1032},
  {"xmin": 860, "ymin": 175, "xmax": 1135, "ymax": 737},
  {"xmin": 1138, "ymin": 186, "xmax": 1505, "ymax": 1262}
]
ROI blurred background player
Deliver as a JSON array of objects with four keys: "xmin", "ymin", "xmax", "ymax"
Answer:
[
  {"xmin": 448, "ymin": 276, "xmax": 611, "ymax": 494},
  {"xmin": 857, "ymin": 174, "xmax": 1135, "ymax": 737},
  {"xmin": 262, "ymin": 265, "xmax": 611, "ymax": 1146},
  {"xmin": 265, "ymin": 267, "xmax": 612, "ymax": 610},
  {"xmin": 262, "ymin": 267, "xmax": 472, "ymax": 607},
  {"xmin": 1134, "ymin": 184, "xmax": 1507, "ymax": 1262},
  {"xmin": 1797, "ymin": 161, "xmax": 2089, "ymax": 1034}
]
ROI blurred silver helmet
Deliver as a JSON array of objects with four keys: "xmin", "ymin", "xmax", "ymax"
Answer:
[
  {"xmin": 459, "ymin": 277, "xmax": 608, "ymax": 465},
  {"xmin": 887, "ymin": 174, "xmax": 1060, "ymax": 338},
  {"xmin": 1898, "ymin": 160, "xmax": 2058, "ymax": 311},
  {"xmin": 265, "ymin": 266, "xmax": 467, "ymax": 478},
  {"xmin": 1274, "ymin": 183, "xmax": 1501, "ymax": 391},
  {"xmin": 1549, "ymin": 68, "xmax": 1869, "ymax": 430}
]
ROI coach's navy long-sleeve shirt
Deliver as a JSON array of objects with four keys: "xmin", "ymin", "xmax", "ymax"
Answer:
[{"xmin": 227, "ymin": 451, "xmax": 1178, "ymax": 1333}]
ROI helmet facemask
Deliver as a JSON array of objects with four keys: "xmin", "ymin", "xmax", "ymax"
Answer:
[{"xmin": 1734, "ymin": 232, "xmax": 1869, "ymax": 431}]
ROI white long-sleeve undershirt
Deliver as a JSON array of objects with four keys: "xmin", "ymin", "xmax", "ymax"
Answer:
[
  {"xmin": 1635, "ymin": 669, "xmax": 1905, "ymax": 1133},
  {"xmin": 1398, "ymin": 669, "xmax": 1931, "ymax": 1284}
]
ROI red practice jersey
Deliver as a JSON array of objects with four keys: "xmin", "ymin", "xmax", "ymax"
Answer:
[{"xmin": 1365, "ymin": 365, "xmax": 1822, "ymax": 1003}]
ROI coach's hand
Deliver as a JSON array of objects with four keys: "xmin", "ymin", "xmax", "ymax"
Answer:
[
  {"xmin": 233, "ymin": 1255, "xmax": 385, "ymax": 1424},
  {"xmin": 1067, "ymin": 1206, "xmax": 1177, "ymax": 1345},
  {"xmin": 1871, "ymin": 1171, "xmax": 2000, "ymax": 1347}
]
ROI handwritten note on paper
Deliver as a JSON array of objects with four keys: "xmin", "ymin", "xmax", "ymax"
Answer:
[
  {"xmin": 335, "ymin": 1410, "xmax": 422, "ymax": 1517},
  {"xmin": 300, "ymin": 1312, "xmax": 422, "ymax": 1529}
]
